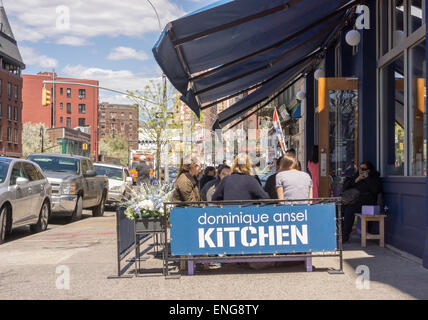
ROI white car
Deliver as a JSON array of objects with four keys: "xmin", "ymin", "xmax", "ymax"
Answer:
[{"xmin": 93, "ymin": 163, "xmax": 133, "ymax": 206}]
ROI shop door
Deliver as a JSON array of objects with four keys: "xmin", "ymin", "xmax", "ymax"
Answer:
[{"xmin": 318, "ymin": 78, "xmax": 359, "ymax": 198}]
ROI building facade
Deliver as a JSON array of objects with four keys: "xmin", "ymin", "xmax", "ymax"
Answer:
[
  {"xmin": 47, "ymin": 127, "xmax": 91, "ymax": 157},
  {"xmin": 298, "ymin": 0, "xmax": 428, "ymax": 267},
  {"xmin": 98, "ymin": 102, "xmax": 139, "ymax": 151},
  {"xmin": 0, "ymin": 2, "xmax": 25, "ymax": 157},
  {"xmin": 22, "ymin": 72, "xmax": 99, "ymax": 158}
]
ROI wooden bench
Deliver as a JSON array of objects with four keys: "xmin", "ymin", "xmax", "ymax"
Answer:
[{"xmin": 355, "ymin": 214, "xmax": 386, "ymax": 248}]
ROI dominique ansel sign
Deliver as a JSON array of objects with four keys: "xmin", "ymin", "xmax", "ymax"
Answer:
[{"xmin": 170, "ymin": 204, "xmax": 337, "ymax": 256}]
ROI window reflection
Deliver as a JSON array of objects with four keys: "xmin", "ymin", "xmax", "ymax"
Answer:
[
  {"xmin": 409, "ymin": 41, "xmax": 427, "ymax": 176},
  {"xmin": 410, "ymin": 0, "xmax": 424, "ymax": 33},
  {"xmin": 393, "ymin": 0, "xmax": 405, "ymax": 47},
  {"xmin": 381, "ymin": 55, "xmax": 405, "ymax": 176}
]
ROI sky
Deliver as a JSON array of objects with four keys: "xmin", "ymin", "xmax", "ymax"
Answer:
[{"xmin": 4, "ymin": 0, "xmax": 214, "ymax": 104}]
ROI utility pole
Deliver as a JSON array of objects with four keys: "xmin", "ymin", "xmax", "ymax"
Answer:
[
  {"xmin": 52, "ymin": 70, "xmax": 56, "ymax": 128},
  {"xmin": 40, "ymin": 126, "xmax": 44, "ymax": 153}
]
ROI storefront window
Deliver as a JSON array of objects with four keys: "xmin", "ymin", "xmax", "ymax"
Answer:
[
  {"xmin": 409, "ymin": 40, "xmax": 427, "ymax": 176},
  {"xmin": 393, "ymin": 0, "xmax": 406, "ymax": 47},
  {"xmin": 381, "ymin": 55, "xmax": 405, "ymax": 176},
  {"xmin": 409, "ymin": 0, "xmax": 424, "ymax": 33}
]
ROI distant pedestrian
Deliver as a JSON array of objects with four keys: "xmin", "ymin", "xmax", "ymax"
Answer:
[
  {"xmin": 136, "ymin": 161, "xmax": 151, "ymax": 186},
  {"xmin": 276, "ymin": 154, "xmax": 313, "ymax": 201},
  {"xmin": 212, "ymin": 154, "xmax": 269, "ymax": 201}
]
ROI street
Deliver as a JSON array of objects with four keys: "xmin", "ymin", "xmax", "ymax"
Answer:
[{"xmin": 1, "ymin": 208, "xmax": 428, "ymax": 300}]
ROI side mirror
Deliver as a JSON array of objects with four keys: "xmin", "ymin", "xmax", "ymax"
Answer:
[
  {"xmin": 16, "ymin": 177, "xmax": 29, "ymax": 186},
  {"xmin": 84, "ymin": 170, "xmax": 97, "ymax": 178}
]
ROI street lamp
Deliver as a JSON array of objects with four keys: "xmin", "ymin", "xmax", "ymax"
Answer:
[{"xmin": 146, "ymin": 0, "xmax": 168, "ymax": 180}]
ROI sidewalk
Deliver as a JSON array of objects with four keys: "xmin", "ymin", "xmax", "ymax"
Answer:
[{"xmin": 0, "ymin": 212, "xmax": 427, "ymax": 300}]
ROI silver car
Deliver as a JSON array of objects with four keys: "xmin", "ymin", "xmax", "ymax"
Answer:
[{"xmin": 0, "ymin": 158, "xmax": 52, "ymax": 244}]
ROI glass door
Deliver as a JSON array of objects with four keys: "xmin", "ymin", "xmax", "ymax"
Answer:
[{"xmin": 318, "ymin": 78, "xmax": 359, "ymax": 197}]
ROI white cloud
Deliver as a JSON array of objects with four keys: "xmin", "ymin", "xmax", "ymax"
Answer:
[
  {"xmin": 4, "ymin": 0, "xmax": 185, "ymax": 44},
  {"xmin": 57, "ymin": 36, "xmax": 91, "ymax": 46},
  {"xmin": 107, "ymin": 46, "xmax": 148, "ymax": 61},
  {"xmin": 62, "ymin": 64, "xmax": 161, "ymax": 103},
  {"xmin": 20, "ymin": 46, "xmax": 58, "ymax": 68}
]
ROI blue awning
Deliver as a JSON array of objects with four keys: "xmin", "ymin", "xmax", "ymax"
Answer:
[{"xmin": 153, "ymin": 0, "xmax": 359, "ymax": 120}]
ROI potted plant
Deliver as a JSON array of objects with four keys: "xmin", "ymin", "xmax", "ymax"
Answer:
[{"xmin": 122, "ymin": 183, "xmax": 174, "ymax": 233}]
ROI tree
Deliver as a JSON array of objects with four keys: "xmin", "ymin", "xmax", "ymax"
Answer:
[
  {"xmin": 99, "ymin": 134, "xmax": 129, "ymax": 166},
  {"xmin": 22, "ymin": 122, "xmax": 60, "ymax": 158},
  {"xmin": 127, "ymin": 79, "xmax": 177, "ymax": 179}
]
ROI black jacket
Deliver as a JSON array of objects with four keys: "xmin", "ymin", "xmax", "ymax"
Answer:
[
  {"xmin": 199, "ymin": 174, "xmax": 216, "ymax": 190},
  {"xmin": 212, "ymin": 173, "xmax": 269, "ymax": 201},
  {"xmin": 343, "ymin": 172, "xmax": 382, "ymax": 205},
  {"xmin": 264, "ymin": 174, "xmax": 278, "ymax": 199}
]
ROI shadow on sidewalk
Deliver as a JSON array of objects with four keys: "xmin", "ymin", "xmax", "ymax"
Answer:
[{"xmin": 342, "ymin": 236, "xmax": 428, "ymax": 299}]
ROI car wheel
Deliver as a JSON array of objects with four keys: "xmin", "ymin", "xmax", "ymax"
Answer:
[
  {"xmin": 92, "ymin": 191, "xmax": 106, "ymax": 217},
  {"xmin": 30, "ymin": 201, "xmax": 50, "ymax": 234},
  {"xmin": 71, "ymin": 196, "xmax": 83, "ymax": 222},
  {"xmin": 0, "ymin": 206, "xmax": 7, "ymax": 244}
]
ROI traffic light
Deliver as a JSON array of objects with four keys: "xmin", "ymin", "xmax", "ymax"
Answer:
[{"xmin": 42, "ymin": 88, "xmax": 52, "ymax": 107}]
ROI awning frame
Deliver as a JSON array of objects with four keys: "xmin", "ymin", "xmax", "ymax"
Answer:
[
  {"xmin": 188, "ymin": 0, "xmax": 362, "ymax": 83},
  {"xmin": 217, "ymin": 6, "xmax": 360, "ymax": 131}
]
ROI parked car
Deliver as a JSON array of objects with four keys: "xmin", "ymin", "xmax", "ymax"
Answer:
[
  {"xmin": 27, "ymin": 154, "xmax": 108, "ymax": 221},
  {"xmin": 0, "ymin": 157, "xmax": 52, "ymax": 244},
  {"xmin": 93, "ymin": 163, "xmax": 133, "ymax": 207}
]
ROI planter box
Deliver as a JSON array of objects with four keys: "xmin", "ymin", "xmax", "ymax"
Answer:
[{"xmin": 135, "ymin": 217, "xmax": 164, "ymax": 233}]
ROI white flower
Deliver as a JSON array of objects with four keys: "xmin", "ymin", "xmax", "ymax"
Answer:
[{"xmin": 140, "ymin": 200, "xmax": 155, "ymax": 211}]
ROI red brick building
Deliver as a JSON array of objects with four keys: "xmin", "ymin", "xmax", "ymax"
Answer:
[
  {"xmin": 98, "ymin": 102, "xmax": 139, "ymax": 151},
  {"xmin": 0, "ymin": 2, "xmax": 25, "ymax": 157},
  {"xmin": 22, "ymin": 73, "xmax": 99, "ymax": 158}
]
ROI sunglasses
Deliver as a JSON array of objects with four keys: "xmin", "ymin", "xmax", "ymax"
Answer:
[{"xmin": 360, "ymin": 167, "xmax": 368, "ymax": 171}]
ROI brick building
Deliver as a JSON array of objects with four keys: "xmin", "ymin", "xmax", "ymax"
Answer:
[
  {"xmin": 47, "ymin": 127, "xmax": 91, "ymax": 157},
  {"xmin": 22, "ymin": 72, "xmax": 99, "ymax": 158},
  {"xmin": 98, "ymin": 102, "xmax": 139, "ymax": 151},
  {"xmin": 0, "ymin": 2, "xmax": 25, "ymax": 157}
]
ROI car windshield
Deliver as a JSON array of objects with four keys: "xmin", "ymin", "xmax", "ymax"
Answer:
[
  {"xmin": 94, "ymin": 166, "xmax": 123, "ymax": 181},
  {"xmin": 131, "ymin": 162, "xmax": 139, "ymax": 170},
  {"xmin": 0, "ymin": 161, "xmax": 10, "ymax": 183},
  {"xmin": 27, "ymin": 156, "xmax": 80, "ymax": 174}
]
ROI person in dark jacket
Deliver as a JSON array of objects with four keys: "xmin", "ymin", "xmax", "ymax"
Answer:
[
  {"xmin": 212, "ymin": 154, "xmax": 269, "ymax": 201},
  {"xmin": 136, "ymin": 161, "xmax": 151, "ymax": 185},
  {"xmin": 342, "ymin": 161, "xmax": 382, "ymax": 242},
  {"xmin": 201, "ymin": 165, "xmax": 231, "ymax": 201},
  {"xmin": 264, "ymin": 156, "xmax": 283, "ymax": 199},
  {"xmin": 199, "ymin": 166, "xmax": 216, "ymax": 190}
]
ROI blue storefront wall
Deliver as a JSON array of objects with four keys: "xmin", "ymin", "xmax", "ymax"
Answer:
[
  {"xmin": 383, "ymin": 178, "xmax": 427, "ymax": 259},
  {"xmin": 312, "ymin": 0, "xmax": 428, "ymax": 267}
]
